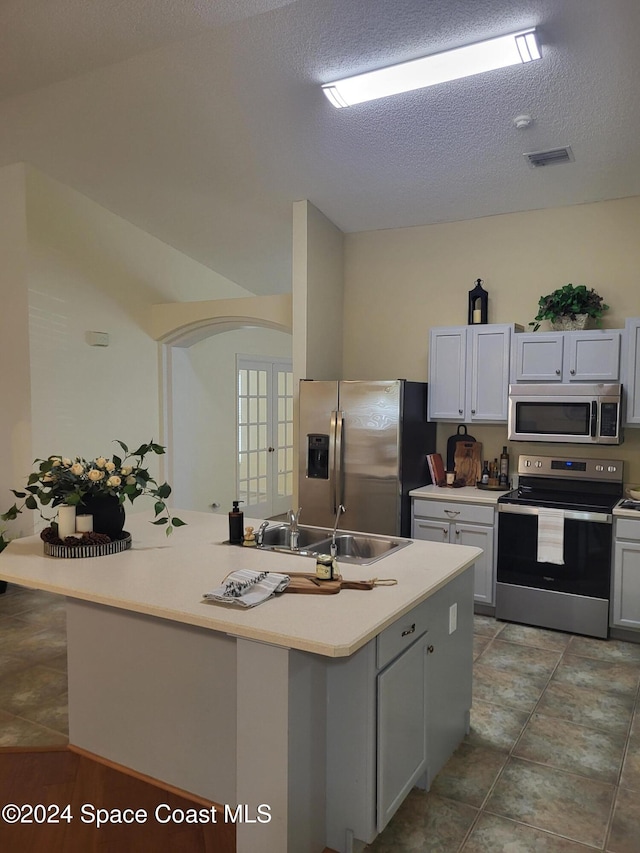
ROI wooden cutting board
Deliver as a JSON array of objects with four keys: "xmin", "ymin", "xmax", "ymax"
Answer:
[
  {"xmin": 453, "ymin": 441, "xmax": 483, "ymax": 487},
  {"xmin": 282, "ymin": 573, "xmax": 379, "ymax": 594}
]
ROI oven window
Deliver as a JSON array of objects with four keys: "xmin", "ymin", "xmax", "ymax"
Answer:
[
  {"xmin": 515, "ymin": 401, "xmax": 591, "ymax": 436},
  {"xmin": 497, "ymin": 512, "xmax": 611, "ymax": 598}
]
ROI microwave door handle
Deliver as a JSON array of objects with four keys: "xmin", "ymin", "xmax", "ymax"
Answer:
[{"xmin": 591, "ymin": 401, "xmax": 598, "ymax": 437}]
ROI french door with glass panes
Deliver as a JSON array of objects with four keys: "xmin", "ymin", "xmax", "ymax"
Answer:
[{"xmin": 237, "ymin": 356, "xmax": 293, "ymax": 519}]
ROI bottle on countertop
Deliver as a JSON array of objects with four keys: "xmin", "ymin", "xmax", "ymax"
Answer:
[
  {"xmin": 481, "ymin": 462, "xmax": 490, "ymax": 485},
  {"xmin": 499, "ymin": 445, "xmax": 510, "ymax": 487},
  {"xmin": 228, "ymin": 500, "xmax": 244, "ymax": 544}
]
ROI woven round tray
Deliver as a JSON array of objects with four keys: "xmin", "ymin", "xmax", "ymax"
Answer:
[{"xmin": 43, "ymin": 532, "xmax": 132, "ymax": 559}]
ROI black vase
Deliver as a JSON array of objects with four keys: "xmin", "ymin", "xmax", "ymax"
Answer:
[{"xmin": 80, "ymin": 494, "xmax": 126, "ymax": 540}]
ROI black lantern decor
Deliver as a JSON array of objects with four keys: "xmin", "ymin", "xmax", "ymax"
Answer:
[{"xmin": 468, "ymin": 279, "xmax": 488, "ymax": 325}]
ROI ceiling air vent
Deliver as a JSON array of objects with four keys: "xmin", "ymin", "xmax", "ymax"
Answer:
[{"xmin": 524, "ymin": 146, "xmax": 575, "ymax": 168}]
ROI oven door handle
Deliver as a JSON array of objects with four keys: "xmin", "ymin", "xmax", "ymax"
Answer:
[
  {"xmin": 591, "ymin": 400, "xmax": 598, "ymax": 438},
  {"xmin": 498, "ymin": 504, "xmax": 612, "ymax": 524}
]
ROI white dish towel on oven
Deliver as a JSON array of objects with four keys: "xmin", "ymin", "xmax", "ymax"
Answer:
[{"xmin": 537, "ymin": 508, "xmax": 565, "ymax": 565}]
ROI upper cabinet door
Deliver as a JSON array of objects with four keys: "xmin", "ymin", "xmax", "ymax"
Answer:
[
  {"xmin": 469, "ymin": 326, "xmax": 512, "ymax": 421},
  {"xmin": 429, "ymin": 324, "xmax": 519, "ymax": 422},
  {"xmin": 428, "ymin": 328, "xmax": 466, "ymax": 420},
  {"xmin": 623, "ymin": 318, "xmax": 640, "ymax": 424},
  {"xmin": 566, "ymin": 331, "xmax": 621, "ymax": 382},
  {"xmin": 514, "ymin": 334, "xmax": 564, "ymax": 381},
  {"xmin": 514, "ymin": 330, "xmax": 622, "ymax": 383}
]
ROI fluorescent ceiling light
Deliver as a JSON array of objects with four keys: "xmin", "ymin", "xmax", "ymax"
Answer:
[{"xmin": 322, "ymin": 28, "xmax": 541, "ymax": 108}]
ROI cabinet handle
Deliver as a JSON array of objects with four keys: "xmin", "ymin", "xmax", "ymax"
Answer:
[
  {"xmin": 459, "ymin": 409, "xmax": 463, "ymax": 414},
  {"xmin": 444, "ymin": 510, "xmax": 460, "ymax": 517},
  {"xmin": 442, "ymin": 528, "xmax": 448, "ymax": 539},
  {"xmin": 555, "ymin": 369, "xmax": 561, "ymax": 375},
  {"xmin": 427, "ymin": 644, "xmax": 434, "ymax": 653},
  {"xmin": 401, "ymin": 623, "xmax": 416, "ymax": 637},
  {"xmin": 570, "ymin": 369, "xmax": 576, "ymax": 375},
  {"xmin": 471, "ymin": 409, "xmax": 476, "ymax": 414},
  {"xmin": 455, "ymin": 528, "xmax": 460, "ymax": 537}
]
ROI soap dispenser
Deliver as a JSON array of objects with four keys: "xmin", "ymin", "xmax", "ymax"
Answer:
[{"xmin": 228, "ymin": 500, "xmax": 244, "ymax": 544}]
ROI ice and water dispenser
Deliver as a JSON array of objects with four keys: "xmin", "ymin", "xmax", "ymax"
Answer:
[{"xmin": 306, "ymin": 434, "xmax": 329, "ymax": 479}]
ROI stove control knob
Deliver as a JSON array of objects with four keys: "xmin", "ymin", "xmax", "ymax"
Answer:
[
  {"xmin": 595, "ymin": 465, "xmax": 604, "ymax": 471},
  {"xmin": 524, "ymin": 460, "xmax": 531, "ymax": 467},
  {"xmin": 608, "ymin": 465, "xmax": 617, "ymax": 472},
  {"xmin": 535, "ymin": 461, "xmax": 542, "ymax": 467}
]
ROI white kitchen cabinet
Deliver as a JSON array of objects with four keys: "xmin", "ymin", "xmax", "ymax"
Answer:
[
  {"xmin": 412, "ymin": 499, "xmax": 496, "ymax": 605},
  {"xmin": 612, "ymin": 517, "xmax": 640, "ymax": 630},
  {"xmin": 428, "ymin": 324, "xmax": 520, "ymax": 422},
  {"xmin": 622, "ymin": 318, "xmax": 640, "ymax": 425},
  {"xmin": 377, "ymin": 632, "xmax": 429, "ymax": 829},
  {"xmin": 325, "ymin": 568, "xmax": 474, "ymax": 847},
  {"xmin": 514, "ymin": 330, "xmax": 622, "ymax": 383}
]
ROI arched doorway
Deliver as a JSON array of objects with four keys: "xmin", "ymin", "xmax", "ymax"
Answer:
[{"xmin": 157, "ymin": 299, "xmax": 292, "ymax": 517}]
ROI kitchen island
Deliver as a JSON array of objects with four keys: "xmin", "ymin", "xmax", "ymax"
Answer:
[{"xmin": 0, "ymin": 510, "xmax": 480, "ymax": 853}]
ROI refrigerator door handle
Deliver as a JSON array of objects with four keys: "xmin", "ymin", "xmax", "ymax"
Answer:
[{"xmin": 331, "ymin": 410, "xmax": 345, "ymax": 512}]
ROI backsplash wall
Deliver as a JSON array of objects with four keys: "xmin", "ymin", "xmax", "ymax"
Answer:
[{"xmin": 435, "ymin": 422, "xmax": 640, "ymax": 488}]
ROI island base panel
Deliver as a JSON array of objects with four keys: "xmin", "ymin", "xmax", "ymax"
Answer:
[{"xmin": 66, "ymin": 599, "xmax": 238, "ymax": 803}]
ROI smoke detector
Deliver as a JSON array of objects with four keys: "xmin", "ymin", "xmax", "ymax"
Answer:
[{"xmin": 513, "ymin": 114, "xmax": 533, "ymax": 129}]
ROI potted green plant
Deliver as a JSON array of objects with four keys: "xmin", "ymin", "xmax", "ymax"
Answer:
[
  {"xmin": 529, "ymin": 283, "xmax": 609, "ymax": 331},
  {"xmin": 0, "ymin": 439, "xmax": 185, "ymax": 553}
]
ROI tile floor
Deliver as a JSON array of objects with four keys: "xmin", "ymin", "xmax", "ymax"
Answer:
[
  {"xmin": 1, "ymin": 585, "xmax": 640, "ymax": 852},
  {"xmin": 367, "ymin": 616, "xmax": 640, "ymax": 853}
]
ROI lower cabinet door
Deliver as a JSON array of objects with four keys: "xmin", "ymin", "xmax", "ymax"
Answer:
[
  {"xmin": 376, "ymin": 633, "xmax": 428, "ymax": 832},
  {"xmin": 454, "ymin": 522, "xmax": 494, "ymax": 605},
  {"xmin": 412, "ymin": 517, "xmax": 451, "ymax": 543},
  {"xmin": 613, "ymin": 540, "xmax": 640, "ymax": 629}
]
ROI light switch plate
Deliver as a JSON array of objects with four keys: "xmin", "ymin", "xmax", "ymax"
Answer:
[{"xmin": 449, "ymin": 602, "xmax": 457, "ymax": 634}]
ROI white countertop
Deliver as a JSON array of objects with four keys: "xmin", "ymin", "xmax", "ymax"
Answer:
[
  {"xmin": 614, "ymin": 500, "xmax": 640, "ymax": 519},
  {"xmin": 0, "ymin": 510, "xmax": 481, "ymax": 659},
  {"xmin": 410, "ymin": 484, "xmax": 510, "ymax": 505}
]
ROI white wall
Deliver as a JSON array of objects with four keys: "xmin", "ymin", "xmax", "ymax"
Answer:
[
  {"xmin": 170, "ymin": 327, "xmax": 292, "ymax": 514},
  {"xmin": 0, "ymin": 164, "xmax": 33, "ymax": 538},
  {"xmin": 344, "ymin": 196, "xmax": 640, "ymax": 381},
  {"xmin": 343, "ymin": 195, "xmax": 640, "ymax": 481},
  {"xmin": 0, "ymin": 164, "xmax": 256, "ymax": 535},
  {"xmin": 292, "ymin": 200, "xmax": 344, "ymax": 383}
]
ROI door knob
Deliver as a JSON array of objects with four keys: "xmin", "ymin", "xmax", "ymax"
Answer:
[{"xmin": 268, "ymin": 447, "xmax": 275, "ymax": 452}]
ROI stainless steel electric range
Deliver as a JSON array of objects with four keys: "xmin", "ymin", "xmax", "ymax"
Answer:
[{"xmin": 496, "ymin": 454, "xmax": 623, "ymax": 639}]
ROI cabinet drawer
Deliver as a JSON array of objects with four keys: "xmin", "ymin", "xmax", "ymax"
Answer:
[
  {"xmin": 377, "ymin": 599, "xmax": 430, "ymax": 670},
  {"xmin": 413, "ymin": 499, "xmax": 494, "ymax": 525},
  {"xmin": 616, "ymin": 518, "xmax": 640, "ymax": 541}
]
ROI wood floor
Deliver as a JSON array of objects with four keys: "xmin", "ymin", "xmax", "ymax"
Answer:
[{"xmin": 0, "ymin": 746, "xmax": 235, "ymax": 852}]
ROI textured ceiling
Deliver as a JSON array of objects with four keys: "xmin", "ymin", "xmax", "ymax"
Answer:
[{"xmin": 1, "ymin": 0, "xmax": 639, "ymax": 295}]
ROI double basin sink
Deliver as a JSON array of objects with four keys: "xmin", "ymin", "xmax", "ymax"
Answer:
[{"xmin": 256, "ymin": 523, "xmax": 411, "ymax": 565}]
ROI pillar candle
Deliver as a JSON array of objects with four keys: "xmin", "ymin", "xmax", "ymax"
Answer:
[
  {"xmin": 57, "ymin": 505, "xmax": 76, "ymax": 540},
  {"xmin": 76, "ymin": 514, "xmax": 93, "ymax": 533}
]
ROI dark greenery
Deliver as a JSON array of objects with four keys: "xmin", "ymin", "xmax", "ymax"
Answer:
[
  {"xmin": 529, "ymin": 283, "xmax": 609, "ymax": 331},
  {"xmin": 0, "ymin": 440, "xmax": 185, "ymax": 553}
]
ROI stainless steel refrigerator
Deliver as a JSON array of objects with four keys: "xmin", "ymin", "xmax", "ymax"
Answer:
[{"xmin": 298, "ymin": 379, "xmax": 436, "ymax": 537}]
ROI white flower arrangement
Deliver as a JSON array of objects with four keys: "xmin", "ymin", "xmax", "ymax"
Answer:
[{"xmin": 0, "ymin": 440, "xmax": 185, "ymax": 552}]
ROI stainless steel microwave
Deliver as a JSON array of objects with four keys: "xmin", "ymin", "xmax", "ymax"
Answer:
[{"xmin": 508, "ymin": 383, "xmax": 622, "ymax": 445}]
